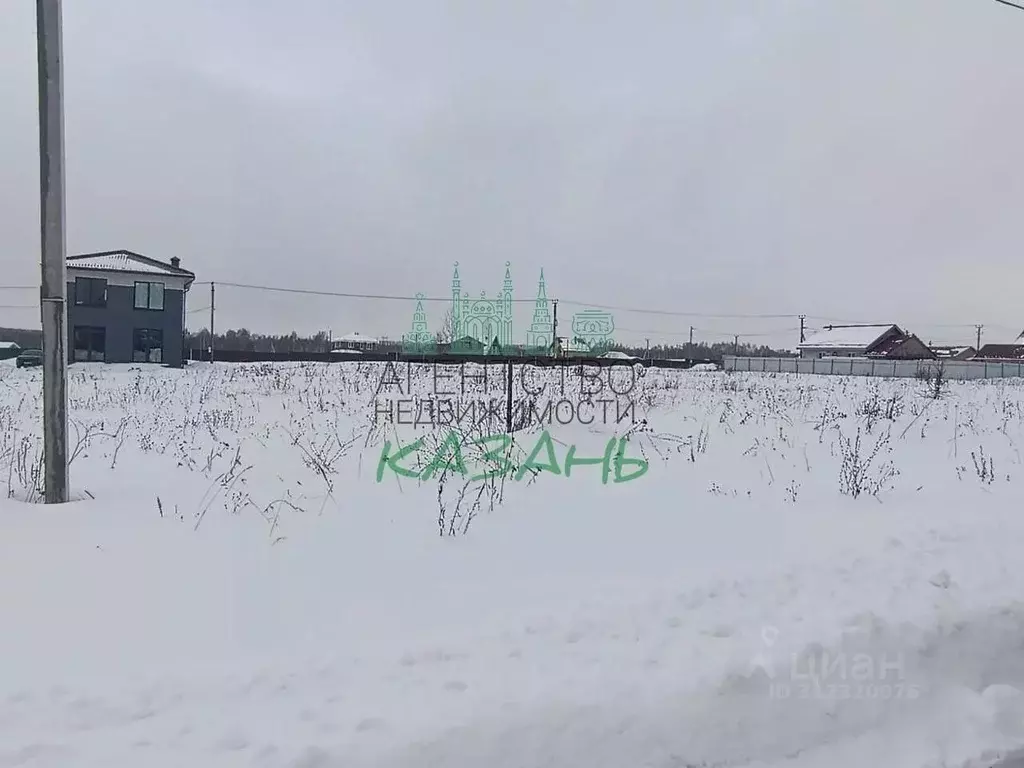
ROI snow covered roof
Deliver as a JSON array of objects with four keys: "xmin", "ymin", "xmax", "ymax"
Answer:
[
  {"xmin": 975, "ymin": 344, "xmax": 1024, "ymax": 360},
  {"xmin": 931, "ymin": 345, "xmax": 973, "ymax": 358},
  {"xmin": 0, "ymin": 342, "xmax": 20, "ymax": 349},
  {"xmin": 334, "ymin": 332, "xmax": 378, "ymax": 343},
  {"xmin": 67, "ymin": 250, "xmax": 194, "ymax": 278},
  {"xmin": 798, "ymin": 324, "xmax": 900, "ymax": 351},
  {"xmin": 559, "ymin": 339, "xmax": 591, "ymax": 352}
]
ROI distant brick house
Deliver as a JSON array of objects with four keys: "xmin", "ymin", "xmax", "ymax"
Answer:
[
  {"xmin": 797, "ymin": 324, "xmax": 934, "ymax": 360},
  {"xmin": 972, "ymin": 330, "xmax": 1024, "ymax": 361},
  {"xmin": 866, "ymin": 332, "xmax": 935, "ymax": 360},
  {"xmin": 974, "ymin": 344, "xmax": 1024, "ymax": 361},
  {"xmin": 67, "ymin": 250, "xmax": 195, "ymax": 367}
]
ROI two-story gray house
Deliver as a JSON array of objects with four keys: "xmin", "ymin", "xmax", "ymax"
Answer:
[{"xmin": 67, "ymin": 250, "xmax": 195, "ymax": 367}]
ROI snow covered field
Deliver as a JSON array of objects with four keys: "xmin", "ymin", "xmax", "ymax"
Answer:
[{"xmin": 2, "ymin": 360, "xmax": 1024, "ymax": 768}]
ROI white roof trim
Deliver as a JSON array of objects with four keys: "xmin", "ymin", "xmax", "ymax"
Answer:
[
  {"xmin": 68, "ymin": 267, "xmax": 191, "ymax": 291},
  {"xmin": 334, "ymin": 332, "xmax": 379, "ymax": 343},
  {"xmin": 67, "ymin": 251, "xmax": 193, "ymax": 278}
]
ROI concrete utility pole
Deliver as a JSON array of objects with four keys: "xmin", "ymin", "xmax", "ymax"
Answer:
[
  {"xmin": 976, "ymin": 324, "xmax": 983, "ymax": 351},
  {"xmin": 733, "ymin": 335, "xmax": 740, "ymax": 355},
  {"xmin": 799, "ymin": 314, "xmax": 806, "ymax": 343},
  {"xmin": 37, "ymin": 0, "xmax": 69, "ymax": 504}
]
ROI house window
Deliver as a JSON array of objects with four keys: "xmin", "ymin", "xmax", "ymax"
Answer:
[
  {"xmin": 134, "ymin": 281, "xmax": 165, "ymax": 310},
  {"xmin": 133, "ymin": 328, "xmax": 163, "ymax": 363},
  {"xmin": 73, "ymin": 326, "xmax": 106, "ymax": 362},
  {"xmin": 74, "ymin": 277, "xmax": 107, "ymax": 307}
]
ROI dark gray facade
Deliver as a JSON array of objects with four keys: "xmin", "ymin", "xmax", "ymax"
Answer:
[{"xmin": 67, "ymin": 278, "xmax": 187, "ymax": 366}]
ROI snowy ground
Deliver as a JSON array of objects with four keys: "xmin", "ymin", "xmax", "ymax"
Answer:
[{"xmin": 2, "ymin": 361, "xmax": 1024, "ymax": 767}]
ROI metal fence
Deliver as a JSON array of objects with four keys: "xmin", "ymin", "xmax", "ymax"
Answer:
[{"xmin": 723, "ymin": 356, "xmax": 1024, "ymax": 380}]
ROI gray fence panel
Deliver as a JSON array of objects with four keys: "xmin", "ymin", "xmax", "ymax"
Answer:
[
  {"xmin": 850, "ymin": 360, "xmax": 873, "ymax": 377},
  {"xmin": 722, "ymin": 356, "xmax": 1024, "ymax": 380},
  {"xmin": 944, "ymin": 361, "xmax": 965, "ymax": 380}
]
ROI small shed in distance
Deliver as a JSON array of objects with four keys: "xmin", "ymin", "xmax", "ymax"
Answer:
[{"xmin": 331, "ymin": 332, "xmax": 379, "ymax": 352}]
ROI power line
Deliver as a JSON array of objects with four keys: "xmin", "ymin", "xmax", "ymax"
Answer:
[
  {"xmin": 184, "ymin": 281, "xmax": 1014, "ymax": 337},
  {"xmin": 560, "ymin": 298, "xmax": 799, "ymax": 319},
  {"xmin": 994, "ymin": 0, "xmax": 1024, "ymax": 10},
  {"xmin": 210, "ymin": 280, "xmax": 805, "ymax": 320},
  {"xmin": 804, "ymin": 316, "xmax": 991, "ymax": 332},
  {"xmin": 210, "ymin": 281, "xmax": 542, "ymax": 304},
  {"xmin": 618, "ymin": 325, "xmax": 799, "ymax": 338},
  {"xmin": 695, "ymin": 327, "xmax": 801, "ymax": 339}
]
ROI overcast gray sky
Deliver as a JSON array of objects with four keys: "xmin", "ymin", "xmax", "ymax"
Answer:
[{"xmin": 3, "ymin": 0, "xmax": 1023, "ymax": 349}]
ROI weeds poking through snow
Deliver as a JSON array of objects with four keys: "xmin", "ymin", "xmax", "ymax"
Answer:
[
  {"xmin": 8, "ymin": 435, "xmax": 43, "ymax": 502},
  {"xmin": 970, "ymin": 447, "xmax": 995, "ymax": 484},
  {"xmin": 286, "ymin": 428, "xmax": 356, "ymax": 501},
  {"xmin": 857, "ymin": 391, "xmax": 904, "ymax": 433},
  {"xmin": 195, "ymin": 446, "xmax": 253, "ymax": 530},
  {"xmin": 0, "ymin": 362, "xmax": 1020, "ymax": 531},
  {"xmin": 427, "ymin": 420, "xmax": 529, "ymax": 537},
  {"xmin": 814, "ymin": 402, "xmax": 846, "ymax": 442},
  {"xmin": 785, "ymin": 480, "xmax": 800, "ymax": 503},
  {"xmin": 620, "ymin": 420, "xmax": 690, "ymax": 465},
  {"xmin": 837, "ymin": 427, "xmax": 899, "ymax": 499},
  {"xmin": 917, "ymin": 362, "xmax": 947, "ymax": 400},
  {"xmin": 689, "ymin": 425, "xmax": 710, "ymax": 462}
]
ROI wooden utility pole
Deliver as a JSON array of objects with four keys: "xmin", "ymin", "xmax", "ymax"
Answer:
[
  {"xmin": 551, "ymin": 299, "xmax": 559, "ymax": 354},
  {"xmin": 799, "ymin": 314, "xmax": 806, "ymax": 343},
  {"xmin": 209, "ymin": 282, "xmax": 215, "ymax": 362},
  {"xmin": 976, "ymin": 324, "xmax": 983, "ymax": 351}
]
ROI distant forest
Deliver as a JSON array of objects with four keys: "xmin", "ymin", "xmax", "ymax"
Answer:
[
  {"xmin": 184, "ymin": 328, "xmax": 792, "ymax": 361},
  {"xmin": 0, "ymin": 327, "xmax": 41, "ymax": 349},
  {"xmin": 0, "ymin": 327, "xmax": 793, "ymax": 362}
]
